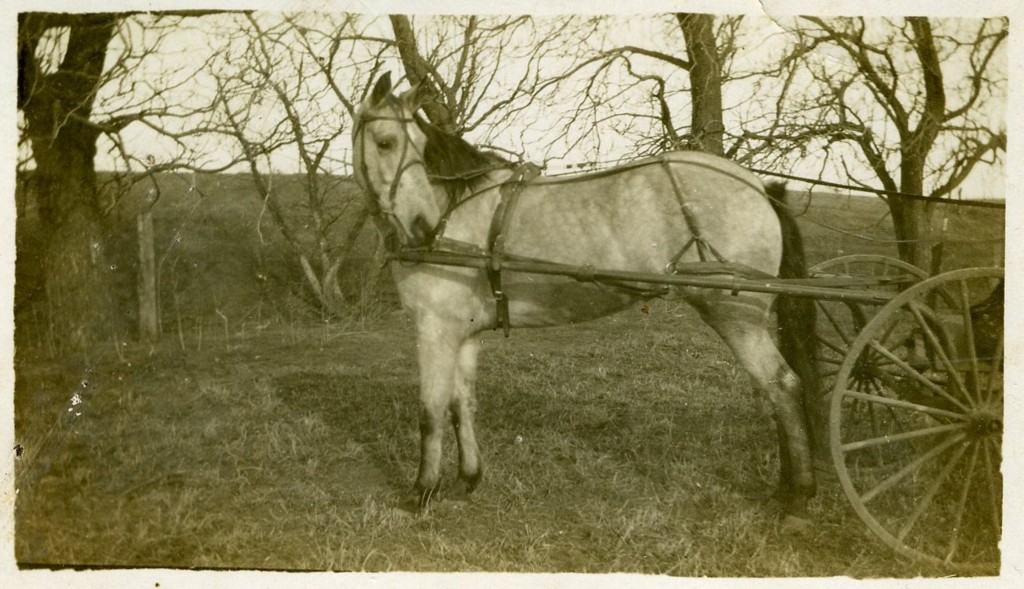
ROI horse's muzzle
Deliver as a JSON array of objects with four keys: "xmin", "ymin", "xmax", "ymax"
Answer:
[{"xmin": 408, "ymin": 214, "xmax": 435, "ymax": 248}]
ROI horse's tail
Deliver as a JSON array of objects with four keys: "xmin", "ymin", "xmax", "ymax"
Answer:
[{"xmin": 765, "ymin": 182, "xmax": 825, "ymax": 458}]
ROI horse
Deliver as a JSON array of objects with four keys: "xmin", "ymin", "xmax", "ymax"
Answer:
[{"xmin": 351, "ymin": 72, "xmax": 819, "ymax": 528}]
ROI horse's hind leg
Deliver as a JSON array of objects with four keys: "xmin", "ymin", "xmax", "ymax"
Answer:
[
  {"xmin": 694, "ymin": 294, "xmax": 816, "ymax": 525},
  {"xmin": 451, "ymin": 335, "xmax": 483, "ymax": 494}
]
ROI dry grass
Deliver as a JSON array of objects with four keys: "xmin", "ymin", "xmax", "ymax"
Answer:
[{"xmin": 13, "ymin": 300, "xmax": 985, "ymax": 576}]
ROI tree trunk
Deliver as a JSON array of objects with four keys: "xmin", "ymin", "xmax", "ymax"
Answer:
[
  {"xmin": 29, "ymin": 117, "xmax": 128, "ymax": 353},
  {"xmin": 890, "ymin": 18, "xmax": 945, "ymax": 271},
  {"xmin": 19, "ymin": 14, "xmax": 127, "ymax": 352},
  {"xmin": 892, "ymin": 152, "xmax": 937, "ymax": 271},
  {"xmin": 389, "ymin": 15, "xmax": 457, "ymax": 133},
  {"xmin": 677, "ymin": 13, "xmax": 724, "ymax": 156}
]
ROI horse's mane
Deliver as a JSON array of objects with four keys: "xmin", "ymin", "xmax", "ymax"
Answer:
[{"xmin": 414, "ymin": 114, "xmax": 513, "ymax": 197}]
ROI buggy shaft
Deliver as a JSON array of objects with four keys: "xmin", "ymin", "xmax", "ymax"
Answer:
[{"xmin": 391, "ymin": 250, "xmax": 896, "ymax": 305}]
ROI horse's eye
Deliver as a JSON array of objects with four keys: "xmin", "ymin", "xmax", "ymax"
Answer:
[{"xmin": 376, "ymin": 138, "xmax": 396, "ymax": 152}]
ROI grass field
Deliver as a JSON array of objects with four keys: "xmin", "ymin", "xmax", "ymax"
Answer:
[{"xmin": 12, "ymin": 179, "xmax": 1004, "ymax": 576}]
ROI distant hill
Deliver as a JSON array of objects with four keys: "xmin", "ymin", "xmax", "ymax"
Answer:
[
  {"xmin": 785, "ymin": 189, "xmax": 1004, "ymax": 269},
  {"xmin": 14, "ymin": 172, "xmax": 1004, "ymax": 344},
  {"xmin": 16, "ymin": 171, "xmax": 391, "ymax": 343}
]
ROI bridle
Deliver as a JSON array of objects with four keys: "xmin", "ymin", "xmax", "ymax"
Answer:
[
  {"xmin": 354, "ymin": 102, "xmax": 515, "ymax": 253},
  {"xmin": 353, "ymin": 99, "xmax": 431, "ymax": 250}
]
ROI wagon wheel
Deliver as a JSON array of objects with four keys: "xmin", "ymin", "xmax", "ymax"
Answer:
[
  {"xmin": 809, "ymin": 255, "xmax": 927, "ymax": 393},
  {"xmin": 830, "ymin": 268, "xmax": 1003, "ymax": 568},
  {"xmin": 807, "ymin": 256, "xmax": 927, "ymax": 468}
]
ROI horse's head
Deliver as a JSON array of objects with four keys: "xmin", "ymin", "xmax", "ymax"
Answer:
[{"xmin": 353, "ymin": 72, "xmax": 441, "ymax": 249}]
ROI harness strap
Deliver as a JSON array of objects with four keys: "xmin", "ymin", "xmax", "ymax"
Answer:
[
  {"xmin": 486, "ymin": 162, "xmax": 541, "ymax": 337},
  {"xmin": 659, "ymin": 159, "xmax": 727, "ymax": 265}
]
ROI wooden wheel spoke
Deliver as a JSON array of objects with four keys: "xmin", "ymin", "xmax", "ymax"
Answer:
[
  {"xmin": 840, "ymin": 389, "xmax": 966, "ymax": 422},
  {"xmin": 868, "ymin": 341, "xmax": 971, "ymax": 414},
  {"xmin": 958, "ymin": 281, "xmax": 983, "ymax": 405},
  {"xmin": 984, "ymin": 332, "xmax": 1003, "ymax": 407},
  {"xmin": 818, "ymin": 335, "xmax": 847, "ymax": 357},
  {"xmin": 875, "ymin": 313, "xmax": 909, "ymax": 349},
  {"xmin": 839, "ymin": 387, "xmax": 966, "ymax": 424},
  {"xmin": 860, "ymin": 433, "xmax": 965, "ymax": 504},
  {"xmin": 868, "ymin": 362, "xmax": 915, "ymax": 388},
  {"xmin": 897, "ymin": 442, "xmax": 969, "ymax": 541},
  {"xmin": 944, "ymin": 442, "xmax": 981, "ymax": 564},
  {"xmin": 982, "ymin": 437, "xmax": 1002, "ymax": 533},
  {"xmin": 867, "ymin": 400, "xmax": 882, "ymax": 442},
  {"xmin": 906, "ymin": 302, "xmax": 973, "ymax": 408},
  {"xmin": 841, "ymin": 422, "xmax": 963, "ymax": 453},
  {"xmin": 868, "ymin": 374, "xmax": 892, "ymax": 399},
  {"xmin": 865, "ymin": 380, "xmax": 910, "ymax": 429},
  {"xmin": 818, "ymin": 302, "xmax": 855, "ymax": 345},
  {"xmin": 843, "ymin": 394, "xmax": 881, "ymax": 436}
]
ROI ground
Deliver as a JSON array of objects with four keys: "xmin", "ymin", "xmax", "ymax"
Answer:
[{"xmin": 12, "ymin": 299, "xmax": 988, "ymax": 575}]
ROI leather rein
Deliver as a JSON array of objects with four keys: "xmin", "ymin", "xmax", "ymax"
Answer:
[{"xmin": 354, "ymin": 104, "xmax": 538, "ymax": 335}]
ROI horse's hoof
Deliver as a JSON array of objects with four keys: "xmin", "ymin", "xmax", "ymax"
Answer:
[
  {"xmin": 461, "ymin": 469, "xmax": 483, "ymax": 494},
  {"xmin": 450, "ymin": 475, "xmax": 481, "ymax": 502},
  {"xmin": 398, "ymin": 495, "xmax": 424, "ymax": 514},
  {"xmin": 769, "ymin": 487, "xmax": 790, "ymax": 506},
  {"xmin": 780, "ymin": 513, "xmax": 813, "ymax": 535},
  {"xmin": 399, "ymin": 485, "xmax": 438, "ymax": 513}
]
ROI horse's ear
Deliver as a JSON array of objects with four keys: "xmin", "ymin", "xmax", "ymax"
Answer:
[
  {"xmin": 369, "ymin": 72, "xmax": 392, "ymax": 106},
  {"xmin": 398, "ymin": 82, "xmax": 427, "ymax": 113}
]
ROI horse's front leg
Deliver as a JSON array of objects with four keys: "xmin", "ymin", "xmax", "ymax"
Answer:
[
  {"xmin": 452, "ymin": 336, "xmax": 482, "ymax": 494},
  {"xmin": 409, "ymin": 316, "xmax": 461, "ymax": 510}
]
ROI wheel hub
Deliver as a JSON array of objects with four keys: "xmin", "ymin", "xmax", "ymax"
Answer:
[{"xmin": 966, "ymin": 411, "xmax": 1002, "ymax": 437}]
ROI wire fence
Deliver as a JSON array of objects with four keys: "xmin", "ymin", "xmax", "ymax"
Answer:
[{"xmin": 749, "ymin": 168, "xmax": 1005, "ymax": 210}]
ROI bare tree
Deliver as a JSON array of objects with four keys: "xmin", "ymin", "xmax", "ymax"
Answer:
[
  {"xmin": 17, "ymin": 11, "xmax": 241, "ymax": 352},
  {"xmin": 522, "ymin": 14, "xmax": 752, "ymax": 166},
  {"xmin": 17, "ymin": 10, "xmax": 392, "ymax": 348},
  {"xmin": 762, "ymin": 17, "xmax": 1007, "ymax": 267},
  {"xmin": 207, "ymin": 13, "xmax": 394, "ymax": 318},
  {"xmin": 677, "ymin": 13, "xmax": 725, "ymax": 155},
  {"xmin": 19, "ymin": 13, "xmax": 127, "ymax": 352},
  {"xmin": 387, "ymin": 14, "xmax": 571, "ymax": 150}
]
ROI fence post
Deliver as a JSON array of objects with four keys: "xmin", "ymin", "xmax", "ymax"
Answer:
[
  {"xmin": 929, "ymin": 216, "xmax": 948, "ymax": 277},
  {"xmin": 138, "ymin": 190, "xmax": 159, "ymax": 341}
]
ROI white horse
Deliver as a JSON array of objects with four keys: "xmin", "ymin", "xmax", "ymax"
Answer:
[{"xmin": 352, "ymin": 73, "xmax": 819, "ymax": 527}]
